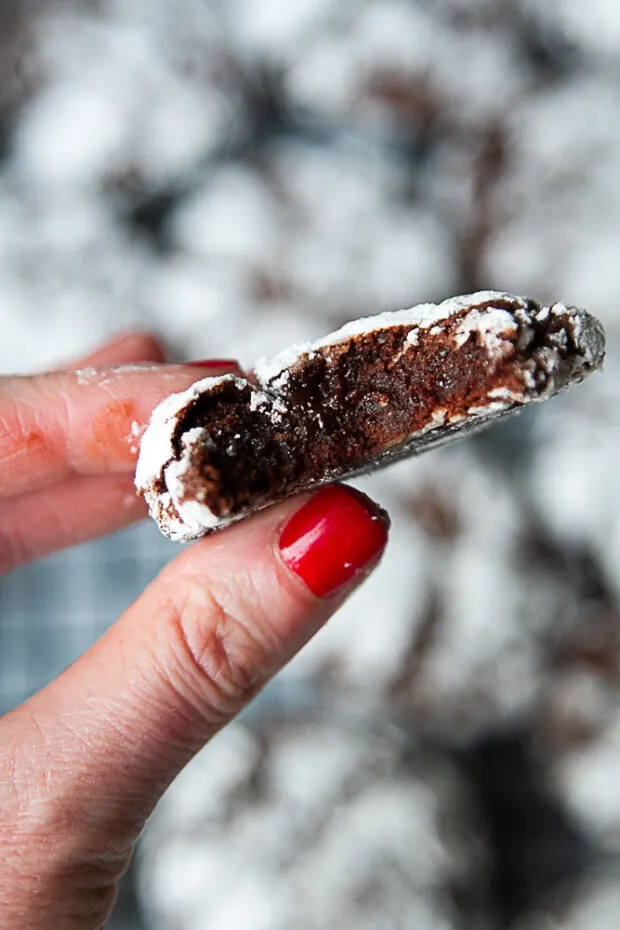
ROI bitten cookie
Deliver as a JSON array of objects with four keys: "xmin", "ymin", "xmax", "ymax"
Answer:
[{"xmin": 135, "ymin": 291, "xmax": 605, "ymax": 541}]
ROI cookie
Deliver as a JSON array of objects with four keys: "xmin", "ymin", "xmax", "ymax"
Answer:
[
  {"xmin": 135, "ymin": 291, "xmax": 605, "ymax": 541},
  {"xmin": 138, "ymin": 718, "xmax": 489, "ymax": 930}
]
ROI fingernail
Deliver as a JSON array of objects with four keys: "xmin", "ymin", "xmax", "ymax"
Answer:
[
  {"xmin": 279, "ymin": 486, "xmax": 390, "ymax": 598},
  {"xmin": 186, "ymin": 359, "xmax": 240, "ymax": 370}
]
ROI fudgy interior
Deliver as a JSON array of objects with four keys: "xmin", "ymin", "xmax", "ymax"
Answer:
[
  {"xmin": 169, "ymin": 379, "xmax": 301, "ymax": 518},
  {"xmin": 163, "ymin": 310, "xmax": 517, "ymax": 518},
  {"xmin": 164, "ymin": 299, "xmax": 588, "ymax": 520},
  {"xmin": 280, "ymin": 318, "xmax": 519, "ymax": 466}
]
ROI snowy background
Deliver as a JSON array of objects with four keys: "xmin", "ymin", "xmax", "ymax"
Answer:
[{"xmin": 1, "ymin": 1, "xmax": 620, "ymax": 927}]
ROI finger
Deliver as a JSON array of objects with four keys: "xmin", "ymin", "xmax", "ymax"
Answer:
[
  {"xmin": 60, "ymin": 330, "xmax": 168, "ymax": 370},
  {"xmin": 0, "ymin": 360, "xmax": 242, "ymax": 499},
  {"xmin": 0, "ymin": 473, "xmax": 146, "ymax": 573},
  {"xmin": 0, "ymin": 486, "xmax": 389, "ymax": 928}
]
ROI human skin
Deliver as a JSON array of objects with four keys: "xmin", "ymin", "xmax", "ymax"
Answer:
[{"xmin": 0, "ymin": 331, "xmax": 389, "ymax": 929}]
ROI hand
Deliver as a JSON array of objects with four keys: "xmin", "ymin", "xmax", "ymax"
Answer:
[{"xmin": 0, "ymin": 331, "xmax": 389, "ymax": 929}]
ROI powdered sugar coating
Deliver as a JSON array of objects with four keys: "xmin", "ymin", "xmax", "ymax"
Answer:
[
  {"xmin": 256, "ymin": 292, "xmax": 604, "ymax": 390},
  {"xmin": 255, "ymin": 290, "xmax": 519, "ymax": 383},
  {"xmin": 135, "ymin": 374, "xmax": 246, "ymax": 542},
  {"xmin": 454, "ymin": 307, "xmax": 517, "ymax": 352}
]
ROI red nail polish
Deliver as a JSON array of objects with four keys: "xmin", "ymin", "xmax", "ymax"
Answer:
[
  {"xmin": 186, "ymin": 359, "xmax": 240, "ymax": 370},
  {"xmin": 279, "ymin": 486, "xmax": 389, "ymax": 598}
]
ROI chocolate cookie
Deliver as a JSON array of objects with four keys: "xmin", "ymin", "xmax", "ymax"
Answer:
[
  {"xmin": 135, "ymin": 291, "xmax": 605, "ymax": 541},
  {"xmin": 138, "ymin": 718, "xmax": 489, "ymax": 930}
]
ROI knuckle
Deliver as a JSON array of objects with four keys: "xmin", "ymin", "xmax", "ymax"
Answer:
[
  {"xmin": 0, "ymin": 386, "xmax": 61, "ymax": 497},
  {"xmin": 0, "ymin": 393, "xmax": 40, "ymax": 464},
  {"xmin": 167, "ymin": 581, "xmax": 272, "ymax": 725}
]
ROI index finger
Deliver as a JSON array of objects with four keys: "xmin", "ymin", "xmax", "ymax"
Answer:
[{"xmin": 0, "ymin": 362, "xmax": 240, "ymax": 498}]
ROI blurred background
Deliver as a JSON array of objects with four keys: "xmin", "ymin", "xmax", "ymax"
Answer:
[{"xmin": 1, "ymin": 0, "xmax": 619, "ymax": 927}]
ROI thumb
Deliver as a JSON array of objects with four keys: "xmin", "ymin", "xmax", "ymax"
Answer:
[{"xmin": 0, "ymin": 485, "xmax": 388, "ymax": 928}]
